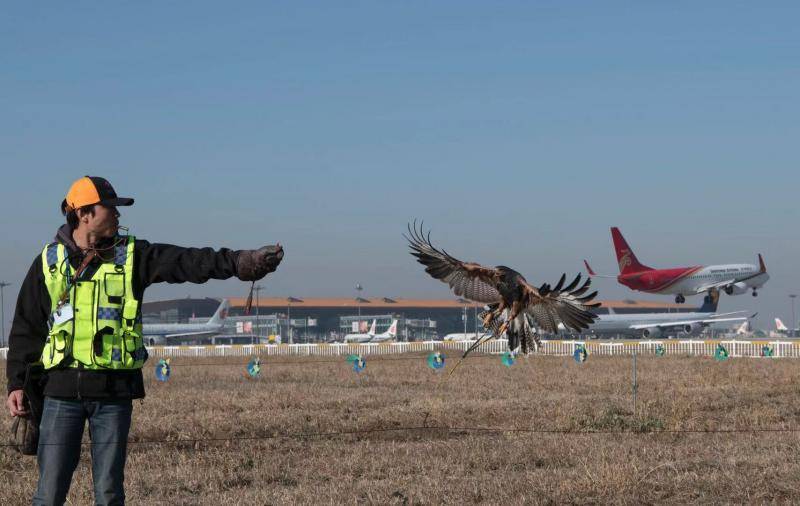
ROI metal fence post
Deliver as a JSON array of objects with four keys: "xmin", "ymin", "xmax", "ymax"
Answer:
[{"xmin": 632, "ymin": 351, "xmax": 638, "ymax": 417}]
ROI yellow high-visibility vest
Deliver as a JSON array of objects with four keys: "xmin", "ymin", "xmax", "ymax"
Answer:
[{"xmin": 40, "ymin": 236, "xmax": 147, "ymax": 370}]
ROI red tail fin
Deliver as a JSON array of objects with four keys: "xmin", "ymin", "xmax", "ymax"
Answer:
[{"xmin": 610, "ymin": 227, "xmax": 652, "ymax": 275}]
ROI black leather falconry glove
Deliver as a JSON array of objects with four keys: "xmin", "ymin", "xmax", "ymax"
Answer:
[{"xmin": 236, "ymin": 244, "xmax": 284, "ymax": 281}]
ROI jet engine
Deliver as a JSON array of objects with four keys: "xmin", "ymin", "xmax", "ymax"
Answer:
[
  {"xmin": 724, "ymin": 282, "xmax": 748, "ymax": 296},
  {"xmin": 643, "ymin": 328, "xmax": 663, "ymax": 339},
  {"xmin": 682, "ymin": 323, "xmax": 704, "ymax": 335}
]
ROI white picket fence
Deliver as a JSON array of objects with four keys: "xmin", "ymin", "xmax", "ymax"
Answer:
[{"xmin": 2, "ymin": 339, "xmax": 796, "ymax": 360}]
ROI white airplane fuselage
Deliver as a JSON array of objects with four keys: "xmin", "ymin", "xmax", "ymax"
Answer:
[
  {"xmin": 645, "ymin": 263, "xmax": 770, "ymax": 297},
  {"xmin": 343, "ymin": 320, "xmax": 398, "ymax": 343},
  {"xmin": 559, "ymin": 309, "xmax": 748, "ymax": 338},
  {"xmin": 343, "ymin": 320, "xmax": 377, "ymax": 343},
  {"xmin": 343, "ymin": 333, "xmax": 373, "ymax": 343},
  {"xmin": 143, "ymin": 299, "xmax": 229, "ymax": 344}
]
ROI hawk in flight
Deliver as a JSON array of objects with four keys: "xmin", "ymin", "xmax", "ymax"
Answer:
[{"xmin": 405, "ymin": 222, "xmax": 600, "ymax": 354}]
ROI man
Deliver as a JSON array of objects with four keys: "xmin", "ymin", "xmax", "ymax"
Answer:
[{"xmin": 5, "ymin": 176, "xmax": 284, "ymax": 505}]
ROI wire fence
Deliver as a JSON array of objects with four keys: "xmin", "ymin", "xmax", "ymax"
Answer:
[{"xmin": 6, "ymin": 423, "xmax": 800, "ymax": 451}]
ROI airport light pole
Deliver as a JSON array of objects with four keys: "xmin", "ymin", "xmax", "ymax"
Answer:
[
  {"xmin": 253, "ymin": 284, "xmax": 263, "ymax": 343},
  {"xmin": 0, "ymin": 282, "xmax": 9, "ymax": 347},
  {"xmin": 287, "ymin": 297, "xmax": 303, "ymax": 344},
  {"xmin": 355, "ymin": 283, "xmax": 363, "ymax": 319},
  {"xmin": 790, "ymin": 294, "xmax": 797, "ymax": 338},
  {"xmin": 458, "ymin": 298, "xmax": 468, "ymax": 337},
  {"xmin": 474, "ymin": 305, "xmax": 479, "ymax": 339}
]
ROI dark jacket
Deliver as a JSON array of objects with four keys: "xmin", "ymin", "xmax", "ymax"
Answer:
[{"xmin": 6, "ymin": 224, "xmax": 241, "ymax": 399}]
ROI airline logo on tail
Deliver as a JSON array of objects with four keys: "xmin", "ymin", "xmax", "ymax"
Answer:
[
  {"xmin": 618, "ymin": 249, "xmax": 632, "ymax": 272},
  {"xmin": 611, "ymin": 227, "xmax": 651, "ymax": 275},
  {"xmin": 776, "ymin": 318, "xmax": 788, "ymax": 332},
  {"xmin": 208, "ymin": 299, "xmax": 230, "ymax": 325}
]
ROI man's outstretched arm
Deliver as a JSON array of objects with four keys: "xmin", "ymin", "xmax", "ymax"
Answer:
[{"xmin": 134, "ymin": 240, "xmax": 284, "ymax": 290}]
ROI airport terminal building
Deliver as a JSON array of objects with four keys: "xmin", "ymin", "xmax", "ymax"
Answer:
[{"xmin": 142, "ymin": 296, "xmax": 694, "ymax": 343}]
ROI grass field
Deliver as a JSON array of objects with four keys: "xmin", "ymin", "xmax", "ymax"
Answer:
[{"xmin": 2, "ymin": 353, "xmax": 800, "ymax": 505}]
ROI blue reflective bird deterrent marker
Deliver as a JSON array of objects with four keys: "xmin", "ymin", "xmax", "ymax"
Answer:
[
  {"xmin": 347, "ymin": 354, "xmax": 366, "ymax": 373},
  {"xmin": 155, "ymin": 358, "xmax": 171, "ymax": 382},
  {"xmin": 247, "ymin": 357, "xmax": 262, "ymax": 378},
  {"xmin": 427, "ymin": 352, "xmax": 445, "ymax": 371},
  {"xmin": 573, "ymin": 345, "xmax": 588, "ymax": 364}
]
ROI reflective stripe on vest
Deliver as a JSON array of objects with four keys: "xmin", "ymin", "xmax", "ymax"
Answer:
[{"xmin": 40, "ymin": 236, "xmax": 148, "ymax": 370}]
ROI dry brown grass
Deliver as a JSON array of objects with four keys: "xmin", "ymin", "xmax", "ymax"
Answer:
[{"xmin": 2, "ymin": 353, "xmax": 800, "ymax": 505}]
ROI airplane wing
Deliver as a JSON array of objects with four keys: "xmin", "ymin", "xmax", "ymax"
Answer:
[
  {"xmin": 630, "ymin": 316, "xmax": 748, "ymax": 330},
  {"xmin": 693, "ymin": 279, "xmax": 737, "ymax": 294},
  {"xmin": 158, "ymin": 330, "xmax": 219, "ymax": 339},
  {"xmin": 706, "ymin": 311, "xmax": 749, "ymax": 318}
]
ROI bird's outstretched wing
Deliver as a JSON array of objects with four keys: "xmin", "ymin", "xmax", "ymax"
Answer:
[
  {"xmin": 405, "ymin": 221, "xmax": 502, "ymax": 304},
  {"xmin": 521, "ymin": 274, "xmax": 600, "ymax": 333}
]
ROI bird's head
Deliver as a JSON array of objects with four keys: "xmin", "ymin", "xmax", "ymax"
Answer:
[
  {"xmin": 495, "ymin": 266, "xmax": 521, "ymax": 284},
  {"xmin": 496, "ymin": 265, "xmax": 514, "ymax": 275}
]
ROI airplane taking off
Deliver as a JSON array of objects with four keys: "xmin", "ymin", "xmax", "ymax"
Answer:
[
  {"xmin": 343, "ymin": 320, "xmax": 377, "ymax": 343},
  {"xmin": 584, "ymin": 227, "xmax": 769, "ymax": 304},
  {"xmin": 143, "ymin": 299, "xmax": 229, "ymax": 345}
]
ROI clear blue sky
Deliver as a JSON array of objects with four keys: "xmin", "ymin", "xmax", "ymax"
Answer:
[{"xmin": 1, "ymin": 2, "xmax": 798, "ymax": 331}]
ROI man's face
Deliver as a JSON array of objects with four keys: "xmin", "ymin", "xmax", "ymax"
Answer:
[{"xmin": 84, "ymin": 204, "xmax": 120, "ymax": 238}]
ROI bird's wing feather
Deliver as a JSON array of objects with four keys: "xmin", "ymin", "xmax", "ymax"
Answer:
[
  {"xmin": 405, "ymin": 222, "xmax": 502, "ymax": 304},
  {"xmin": 521, "ymin": 274, "xmax": 600, "ymax": 333}
]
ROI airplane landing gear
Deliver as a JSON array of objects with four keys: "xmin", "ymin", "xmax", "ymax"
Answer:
[
  {"xmin": 675, "ymin": 294, "xmax": 686, "ymax": 304},
  {"xmin": 752, "ymin": 290, "xmax": 758, "ymax": 297}
]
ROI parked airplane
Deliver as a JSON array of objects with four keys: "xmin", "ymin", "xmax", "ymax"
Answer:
[
  {"xmin": 584, "ymin": 227, "xmax": 769, "ymax": 304},
  {"xmin": 143, "ymin": 299, "xmax": 229, "ymax": 345},
  {"xmin": 369, "ymin": 320, "xmax": 398, "ymax": 343},
  {"xmin": 343, "ymin": 320, "xmax": 377, "ymax": 343},
  {"xmin": 443, "ymin": 332, "xmax": 485, "ymax": 342},
  {"xmin": 773, "ymin": 318, "xmax": 797, "ymax": 337},
  {"xmin": 735, "ymin": 320, "xmax": 750, "ymax": 336},
  {"xmin": 557, "ymin": 298, "xmax": 751, "ymax": 338}
]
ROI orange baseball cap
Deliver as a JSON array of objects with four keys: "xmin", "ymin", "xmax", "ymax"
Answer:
[{"xmin": 61, "ymin": 176, "xmax": 134, "ymax": 214}]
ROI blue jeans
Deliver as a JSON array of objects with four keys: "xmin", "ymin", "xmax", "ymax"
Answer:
[{"xmin": 33, "ymin": 397, "xmax": 132, "ymax": 506}]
